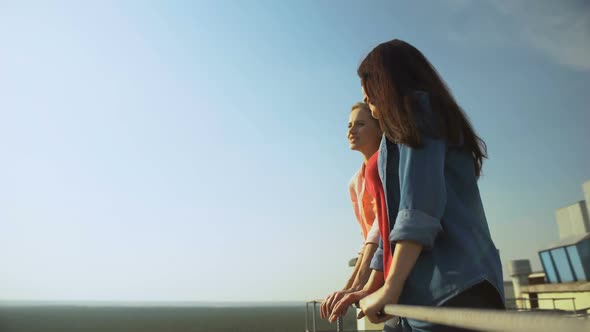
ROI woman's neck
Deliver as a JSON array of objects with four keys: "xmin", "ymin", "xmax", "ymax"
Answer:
[{"xmin": 360, "ymin": 145, "xmax": 379, "ymax": 162}]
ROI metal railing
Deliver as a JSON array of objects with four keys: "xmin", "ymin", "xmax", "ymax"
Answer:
[
  {"xmin": 305, "ymin": 299, "xmax": 590, "ymax": 332},
  {"xmin": 305, "ymin": 300, "xmax": 380, "ymax": 332},
  {"xmin": 383, "ymin": 304, "xmax": 590, "ymax": 332},
  {"xmin": 505, "ymin": 296, "xmax": 578, "ymax": 312}
]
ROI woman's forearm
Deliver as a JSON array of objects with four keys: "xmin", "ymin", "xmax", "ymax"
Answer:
[
  {"xmin": 363, "ymin": 269, "xmax": 385, "ymax": 293},
  {"xmin": 383, "ymin": 240, "xmax": 423, "ymax": 294},
  {"xmin": 351, "ymin": 242, "xmax": 378, "ymax": 290},
  {"xmin": 344, "ymin": 252, "xmax": 363, "ymax": 290}
]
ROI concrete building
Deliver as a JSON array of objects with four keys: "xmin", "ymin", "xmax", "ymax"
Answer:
[
  {"xmin": 508, "ymin": 259, "xmax": 532, "ymax": 306},
  {"xmin": 556, "ymin": 201, "xmax": 589, "ymax": 239},
  {"xmin": 510, "ymin": 180, "xmax": 590, "ymax": 314}
]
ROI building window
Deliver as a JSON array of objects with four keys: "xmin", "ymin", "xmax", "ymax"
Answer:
[
  {"xmin": 577, "ymin": 239, "xmax": 590, "ymax": 281},
  {"xmin": 551, "ymin": 247, "xmax": 575, "ymax": 283},
  {"xmin": 566, "ymin": 245, "xmax": 586, "ymax": 281},
  {"xmin": 540, "ymin": 251, "xmax": 558, "ymax": 283}
]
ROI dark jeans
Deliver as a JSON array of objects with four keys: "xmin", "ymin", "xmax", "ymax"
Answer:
[
  {"xmin": 394, "ymin": 281, "xmax": 505, "ymax": 332},
  {"xmin": 383, "ymin": 317, "xmax": 403, "ymax": 332}
]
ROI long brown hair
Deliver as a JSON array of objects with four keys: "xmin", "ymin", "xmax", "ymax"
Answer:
[{"xmin": 358, "ymin": 39, "xmax": 487, "ymax": 177}]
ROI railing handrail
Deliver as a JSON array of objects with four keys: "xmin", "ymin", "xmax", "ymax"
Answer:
[
  {"xmin": 383, "ymin": 304, "xmax": 590, "ymax": 332},
  {"xmin": 505, "ymin": 296, "xmax": 575, "ymax": 301},
  {"xmin": 305, "ymin": 299, "xmax": 589, "ymax": 331}
]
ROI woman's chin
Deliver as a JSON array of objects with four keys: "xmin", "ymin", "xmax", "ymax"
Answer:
[{"xmin": 349, "ymin": 143, "xmax": 362, "ymax": 151}]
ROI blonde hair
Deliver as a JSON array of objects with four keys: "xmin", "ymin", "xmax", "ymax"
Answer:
[{"xmin": 351, "ymin": 102, "xmax": 370, "ymax": 113}]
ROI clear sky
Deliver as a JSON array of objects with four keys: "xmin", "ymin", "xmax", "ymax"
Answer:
[{"xmin": 1, "ymin": 0, "xmax": 589, "ymax": 303}]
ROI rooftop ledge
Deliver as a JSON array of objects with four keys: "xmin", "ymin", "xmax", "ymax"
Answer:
[{"xmin": 521, "ymin": 281, "xmax": 590, "ymax": 293}]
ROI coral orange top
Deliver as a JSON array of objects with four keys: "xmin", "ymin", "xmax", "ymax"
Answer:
[{"xmin": 349, "ymin": 155, "xmax": 380, "ymax": 253}]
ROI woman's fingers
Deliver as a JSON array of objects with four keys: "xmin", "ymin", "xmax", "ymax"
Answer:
[
  {"xmin": 364, "ymin": 308, "xmax": 394, "ymax": 324},
  {"xmin": 320, "ymin": 294, "xmax": 333, "ymax": 319},
  {"xmin": 320, "ymin": 291, "xmax": 343, "ymax": 319},
  {"xmin": 329, "ymin": 293, "xmax": 357, "ymax": 323},
  {"xmin": 356, "ymin": 310, "xmax": 365, "ymax": 319},
  {"xmin": 320, "ymin": 294, "xmax": 332, "ymax": 319},
  {"xmin": 326, "ymin": 291, "xmax": 344, "ymax": 314},
  {"xmin": 358, "ymin": 289, "xmax": 395, "ymax": 324}
]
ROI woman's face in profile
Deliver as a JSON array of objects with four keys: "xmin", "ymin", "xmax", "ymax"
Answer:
[
  {"xmin": 348, "ymin": 107, "xmax": 380, "ymax": 152},
  {"xmin": 362, "ymin": 86, "xmax": 379, "ymax": 119}
]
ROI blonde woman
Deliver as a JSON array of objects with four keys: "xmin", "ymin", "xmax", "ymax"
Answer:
[{"xmin": 320, "ymin": 102, "xmax": 382, "ymax": 320}]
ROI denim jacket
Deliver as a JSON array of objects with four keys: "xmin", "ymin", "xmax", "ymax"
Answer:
[{"xmin": 369, "ymin": 92, "xmax": 504, "ymax": 306}]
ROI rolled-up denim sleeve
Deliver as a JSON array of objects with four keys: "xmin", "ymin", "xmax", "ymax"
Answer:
[
  {"xmin": 389, "ymin": 136, "xmax": 446, "ymax": 250},
  {"xmin": 369, "ymin": 237, "xmax": 384, "ymax": 271}
]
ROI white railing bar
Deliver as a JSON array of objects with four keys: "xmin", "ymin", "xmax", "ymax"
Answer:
[{"xmin": 383, "ymin": 304, "xmax": 589, "ymax": 332}]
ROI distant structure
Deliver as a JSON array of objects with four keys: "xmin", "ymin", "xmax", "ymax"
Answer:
[
  {"xmin": 510, "ymin": 180, "xmax": 590, "ymax": 314},
  {"xmin": 556, "ymin": 201, "xmax": 589, "ymax": 239}
]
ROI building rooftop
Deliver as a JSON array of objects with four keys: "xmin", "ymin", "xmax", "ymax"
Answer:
[
  {"xmin": 541, "ymin": 232, "xmax": 590, "ymax": 251},
  {"xmin": 520, "ymin": 281, "xmax": 590, "ymax": 293}
]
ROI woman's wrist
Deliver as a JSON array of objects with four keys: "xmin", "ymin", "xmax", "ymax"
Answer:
[
  {"xmin": 381, "ymin": 281, "xmax": 403, "ymax": 303},
  {"xmin": 348, "ymin": 284, "xmax": 362, "ymax": 292},
  {"xmin": 362, "ymin": 279, "xmax": 382, "ymax": 293},
  {"xmin": 383, "ymin": 274, "xmax": 405, "ymax": 297}
]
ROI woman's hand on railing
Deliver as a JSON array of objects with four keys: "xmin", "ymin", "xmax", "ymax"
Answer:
[
  {"xmin": 319, "ymin": 287, "xmax": 359, "ymax": 320},
  {"xmin": 358, "ymin": 284, "xmax": 400, "ymax": 323},
  {"xmin": 328, "ymin": 289, "xmax": 370, "ymax": 323}
]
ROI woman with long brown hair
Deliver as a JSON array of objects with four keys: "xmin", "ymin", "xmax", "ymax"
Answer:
[{"xmin": 329, "ymin": 39, "xmax": 504, "ymax": 332}]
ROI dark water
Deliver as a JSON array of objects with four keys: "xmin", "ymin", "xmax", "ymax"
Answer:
[{"xmin": 0, "ymin": 304, "xmax": 358, "ymax": 332}]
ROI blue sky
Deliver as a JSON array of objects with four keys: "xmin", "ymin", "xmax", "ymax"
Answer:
[{"xmin": 1, "ymin": 0, "xmax": 589, "ymax": 302}]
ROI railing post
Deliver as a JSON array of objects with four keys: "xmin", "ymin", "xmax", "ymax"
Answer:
[
  {"xmin": 572, "ymin": 298, "xmax": 576, "ymax": 314},
  {"xmin": 305, "ymin": 302, "xmax": 309, "ymax": 332},
  {"xmin": 336, "ymin": 316, "xmax": 343, "ymax": 332},
  {"xmin": 311, "ymin": 301, "xmax": 317, "ymax": 332}
]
